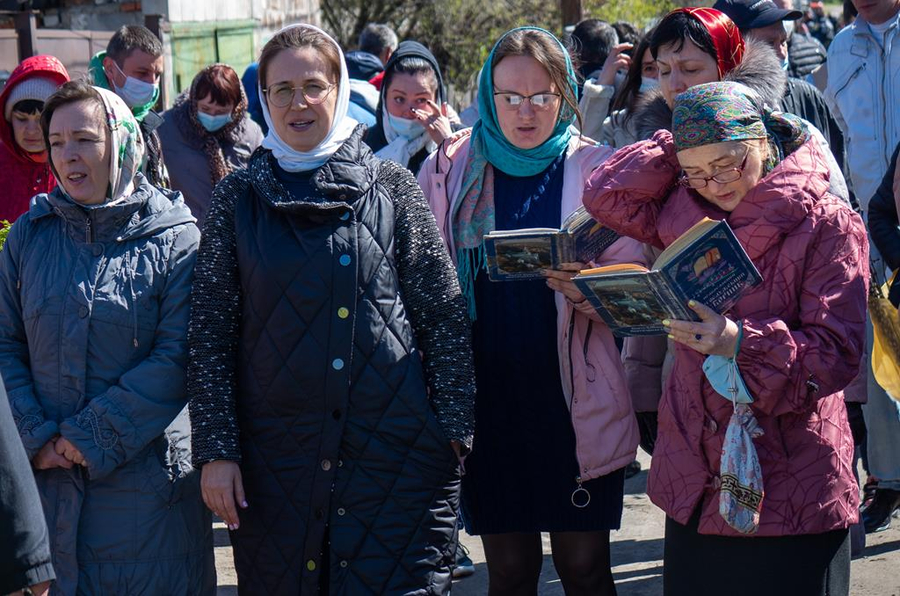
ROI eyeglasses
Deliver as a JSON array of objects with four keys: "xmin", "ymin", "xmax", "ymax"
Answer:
[
  {"xmin": 493, "ymin": 91, "xmax": 561, "ymax": 111},
  {"xmin": 263, "ymin": 82, "xmax": 336, "ymax": 108},
  {"xmin": 679, "ymin": 148, "xmax": 751, "ymax": 189}
]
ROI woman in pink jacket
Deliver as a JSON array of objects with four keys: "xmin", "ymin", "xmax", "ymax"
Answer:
[
  {"xmin": 417, "ymin": 27, "xmax": 644, "ymax": 596},
  {"xmin": 584, "ymin": 81, "xmax": 867, "ymax": 596}
]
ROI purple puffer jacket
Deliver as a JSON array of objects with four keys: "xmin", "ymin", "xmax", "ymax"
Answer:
[{"xmin": 583, "ymin": 130, "xmax": 869, "ymax": 537}]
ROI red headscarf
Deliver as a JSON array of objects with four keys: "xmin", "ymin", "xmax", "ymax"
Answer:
[{"xmin": 671, "ymin": 7, "xmax": 745, "ymax": 78}]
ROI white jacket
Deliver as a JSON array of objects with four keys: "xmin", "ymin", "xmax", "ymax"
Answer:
[{"xmin": 825, "ymin": 10, "xmax": 900, "ymax": 211}]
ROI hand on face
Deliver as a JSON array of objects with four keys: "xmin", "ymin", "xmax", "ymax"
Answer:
[
  {"xmin": 410, "ymin": 99, "xmax": 453, "ymax": 144},
  {"xmin": 48, "ymin": 99, "xmax": 111, "ymax": 206},
  {"xmin": 492, "ymin": 54, "xmax": 562, "ymax": 150},
  {"xmin": 597, "ymin": 43, "xmax": 634, "ymax": 86},
  {"xmin": 264, "ymin": 46, "xmax": 338, "ymax": 153},
  {"xmin": 386, "ymin": 71, "xmax": 452, "ymax": 144}
]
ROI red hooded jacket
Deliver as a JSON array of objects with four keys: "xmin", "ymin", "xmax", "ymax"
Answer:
[{"xmin": 0, "ymin": 55, "xmax": 69, "ymax": 223}]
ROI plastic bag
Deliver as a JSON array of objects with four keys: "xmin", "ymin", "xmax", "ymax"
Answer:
[
  {"xmin": 870, "ymin": 271, "xmax": 900, "ymax": 400},
  {"xmin": 719, "ymin": 403, "xmax": 765, "ymax": 534}
]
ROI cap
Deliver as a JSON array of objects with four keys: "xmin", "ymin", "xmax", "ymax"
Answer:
[
  {"xmin": 4, "ymin": 76, "xmax": 59, "ymax": 121},
  {"xmin": 711, "ymin": 0, "xmax": 803, "ymax": 30},
  {"xmin": 809, "ymin": 1, "xmax": 824, "ymax": 7}
]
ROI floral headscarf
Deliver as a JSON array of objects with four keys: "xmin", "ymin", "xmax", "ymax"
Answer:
[
  {"xmin": 672, "ymin": 82, "xmax": 809, "ymax": 163},
  {"xmin": 93, "ymin": 86, "xmax": 145, "ymax": 203}
]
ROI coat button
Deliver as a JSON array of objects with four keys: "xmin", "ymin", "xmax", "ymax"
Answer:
[
  {"xmin": 332, "ymin": 358, "xmax": 344, "ymax": 370},
  {"xmin": 339, "ymin": 254, "xmax": 351, "ymax": 266},
  {"xmin": 321, "ymin": 459, "xmax": 332, "ymax": 471},
  {"xmin": 307, "ymin": 560, "xmax": 316, "ymax": 571},
  {"xmin": 337, "ymin": 307, "xmax": 349, "ymax": 319},
  {"xmin": 340, "ymin": 560, "xmax": 348, "ymax": 568},
  {"xmin": 340, "ymin": 212, "xmax": 350, "ymax": 221},
  {"xmin": 78, "ymin": 306, "xmax": 88, "ymax": 318},
  {"xmin": 337, "ymin": 507, "xmax": 346, "ymax": 516}
]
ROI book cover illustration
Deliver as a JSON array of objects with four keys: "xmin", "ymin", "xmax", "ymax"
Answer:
[
  {"xmin": 484, "ymin": 206, "xmax": 619, "ymax": 281},
  {"xmin": 573, "ymin": 219, "xmax": 762, "ymax": 336}
]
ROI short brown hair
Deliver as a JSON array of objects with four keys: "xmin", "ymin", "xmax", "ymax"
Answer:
[
  {"xmin": 40, "ymin": 80, "xmax": 105, "ymax": 148},
  {"xmin": 492, "ymin": 29, "xmax": 583, "ymax": 131},
  {"xmin": 192, "ymin": 64, "xmax": 242, "ymax": 106},
  {"xmin": 258, "ymin": 27, "xmax": 341, "ymax": 91}
]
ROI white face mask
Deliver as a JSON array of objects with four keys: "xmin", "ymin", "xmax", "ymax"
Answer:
[
  {"xmin": 640, "ymin": 77, "xmax": 660, "ymax": 93},
  {"xmin": 784, "ymin": 19, "xmax": 795, "ymax": 39},
  {"xmin": 386, "ymin": 111, "xmax": 424, "ymax": 140},
  {"xmin": 111, "ymin": 61, "xmax": 158, "ymax": 108}
]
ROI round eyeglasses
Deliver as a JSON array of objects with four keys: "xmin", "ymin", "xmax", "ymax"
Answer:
[{"xmin": 263, "ymin": 82, "xmax": 336, "ymax": 108}]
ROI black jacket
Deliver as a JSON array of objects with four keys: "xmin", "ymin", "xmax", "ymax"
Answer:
[
  {"xmin": 365, "ymin": 41, "xmax": 452, "ymax": 175},
  {"xmin": 868, "ymin": 143, "xmax": 900, "ymax": 303},
  {"xmin": 188, "ymin": 126, "xmax": 475, "ymax": 594},
  {"xmin": 781, "ymin": 76, "xmax": 846, "ymax": 180},
  {"xmin": 0, "ymin": 377, "xmax": 54, "ymax": 594},
  {"xmin": 788, "ymin": 33, "xmax": 827, "ymax": 79}
]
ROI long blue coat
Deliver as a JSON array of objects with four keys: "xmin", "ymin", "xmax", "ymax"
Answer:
[{"xmin": 0, "ymin": 179, "xmax": 215, "ymax": 595}]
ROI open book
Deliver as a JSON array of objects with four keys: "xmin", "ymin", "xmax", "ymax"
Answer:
[
  {"xmin": 572, "ymin": 218, "xmax": 762, "ymax": 336},
  {"xmin": 483, "ymin": 206, "xmax": 620, "ymax": 281}
]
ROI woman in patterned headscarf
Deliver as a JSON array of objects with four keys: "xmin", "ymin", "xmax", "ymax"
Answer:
[
  {"xmin": 0, "ymin": 79, "xmax": 213, "ymax": 594},
  {"xmin": 584, "ymin": 81, "xmax": 868, "ymax": 596}
]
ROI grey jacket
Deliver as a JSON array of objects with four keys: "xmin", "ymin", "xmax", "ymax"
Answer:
[
  {"xmin": 0, "ymin": 179, "xmax": 214, "ymax": 595},
  {"xmin": 159, "ymin": 100, "xmax": 263, "ymax": 229}
]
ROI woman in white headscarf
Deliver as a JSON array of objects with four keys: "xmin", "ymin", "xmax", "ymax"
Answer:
[
  {"xmin": 0, "ymin": 79, "xmax": 212, "ymax": 594},
  {"xmin": 187, "ymin": 24, "xmax": 476, "ymax": 594}
]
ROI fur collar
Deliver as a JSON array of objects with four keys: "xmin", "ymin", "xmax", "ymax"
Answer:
[{"xmin": 634, "ymin": 38, "xmax": 786, "ymax": 140}]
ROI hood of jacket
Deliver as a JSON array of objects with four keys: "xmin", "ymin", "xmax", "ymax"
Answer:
[
  {"xmin": 0, "ymin": 55, "xmax": 69, "ymax": 165},
  {"xmin": 29, "ymin": 174, "xmax": 195, "ymax": 242},
  {"xmin": 345, "ymin": 50, "xmax": 384, "ymax": 81},
  {"xmin": 635, "ymin": 38, "xmax": 786, "ymax": 140},
  {"xmin": 371, "ymin": 41, "xmax": 446, "ymax": 140}
]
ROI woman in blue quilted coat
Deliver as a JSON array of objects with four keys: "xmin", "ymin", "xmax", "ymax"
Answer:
[
  {"xmin": 0, "ymin": 80, "xmax": 214, "ymax": 594},
  {"xmin": 187, "ymin": 24, "xmax": 476, "ymax": 595}
]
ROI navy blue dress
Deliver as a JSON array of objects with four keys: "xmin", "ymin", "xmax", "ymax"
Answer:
[{"xmin": 461, "ymin": 157, "xmax": 626, "ymax": 535}]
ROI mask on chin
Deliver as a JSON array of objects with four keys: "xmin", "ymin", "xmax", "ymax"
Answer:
[
  {"xmin": 639, "ymin": 77, "xmax": 659, "ymax": 94},
  {"xmin": 386, "ymin": 112, "xmax": 424, "ymax": 140}
]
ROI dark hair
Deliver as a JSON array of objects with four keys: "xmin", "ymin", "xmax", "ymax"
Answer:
[
  {"xmin": 650, "ymin": 10, "xmax": 718, "ymax": 62},
  {"xmin": 492, "ymin": 28, "xmax": 584, "ymax": 131},
  {"xmin": 12, "ymin": 99, "xmax": 43, "ymax": 116},
  {"xmin": 192, "ymin": 64, "xmax": 242, "ymax": 107},
  {"xmin": 358, "ymin": 23, "xmax": 398, "ymax": 57},
  {"xmin": 571, "ymin": 19, "xmax": 618, "ymax": 68},
  {"xmin": 383, "ymin": 56, "xmax": 438, "ymax": 98},
  {"xmin": 611, "ymin": 35, "xmax": 652, "ymax": 118},
  {"xmin": 258, "ymin": 27, "xmax": 341, "ymax": 91},
  {"xmin": 842, "ymin": 0, "xmax": 858, "ymax": 24},
  {"xmin": 107, "ymin": 25, "xmax": 163, "ymax": 64},
  {"xmin": 613, "ymin": 22, "xmax": 640, "ymax": 47},
  {"xmin": 40, "ymin": 80, "xmax": 105, "ymax": 150}
]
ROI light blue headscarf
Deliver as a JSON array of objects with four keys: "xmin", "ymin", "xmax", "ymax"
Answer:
[
  {"xmin": 453, "ymin": 27, "xmax": 578, "ymax": 318},
  {"xmin": 472, "ymin": 26, "xmax": 577, "ymax": 176}
]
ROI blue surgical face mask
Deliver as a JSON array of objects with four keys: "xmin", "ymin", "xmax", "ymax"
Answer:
[
  {"xmin": 111, "ymin": 61, "xmax": 158, "ymax": 108},
  {"xmin": 386, "ymin": 111, "xmax": 424, "ymax": 140},
  {"xmin": 639, "ymin": 77, "xmax": 659, "ymax": 94},
  {"xmin": 197, "ymin": 110, "xmax": 232, "ymax": 132},
  {"xmin": 781, "ymin": 55, "xmax": 790, "ymax": 71}
]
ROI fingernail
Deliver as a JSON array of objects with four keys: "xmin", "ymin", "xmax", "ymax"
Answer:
[
  {"xmin": 241, "ymin": 501, "xmax": 248, "ymax": 508},
  {"xmin": 688, "ymin": 300, "xmax": 696, "ymax": 307},
  {"xmin": 667, "ymin": 334, "xmax": 675, "ymax": 340},
  {"xmin": 662, "ymin": 319, "xmax": 671, "ymax": 326}
]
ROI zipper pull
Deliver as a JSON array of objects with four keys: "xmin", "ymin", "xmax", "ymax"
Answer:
[
  {"xmin": 85, "ymin": 216, "xmax": 93, "ymax": 244},
  {"xmin": 571, "ymin": 476, "xmax": 591, "ymax": 509}
]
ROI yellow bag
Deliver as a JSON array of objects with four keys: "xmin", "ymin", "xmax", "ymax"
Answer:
[{"xmin": 870, "ymin": 271, "xmax": 900, "ymax": 400}]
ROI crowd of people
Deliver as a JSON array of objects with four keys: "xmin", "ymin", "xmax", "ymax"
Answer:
[{"xmin": 1, "ymin": 0, "xmax": 898, "ymax": 594}]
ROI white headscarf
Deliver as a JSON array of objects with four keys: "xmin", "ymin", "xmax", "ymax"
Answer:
[{"xmin": 259, "ymin": 24, "xmax": 358, "ymax": 172}]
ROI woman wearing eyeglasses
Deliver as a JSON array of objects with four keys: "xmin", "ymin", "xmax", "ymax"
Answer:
[
  {"xmin": 584, "ymin": 81, "xmax": 867, "ymax": 596},
  {"xmin": 187, "ymin": 24, "xmax": 476, "ymax": 594},
  {"xmin": 417, "ymin": 27, "xmax": 645, "ymax": 595}
]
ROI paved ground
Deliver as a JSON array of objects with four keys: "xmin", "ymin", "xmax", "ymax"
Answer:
[{"xmin": 214, "ymin": 450, "xmax": 900, "ymax": 595}]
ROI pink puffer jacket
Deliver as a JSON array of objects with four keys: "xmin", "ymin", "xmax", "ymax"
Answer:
[
  {"xmin": 584, "ymin": 130, "xmax": 869, "ymax": 537},
  {"xmin": 417, "ymin": 129, "xmax": 645, "ymax": 481}
]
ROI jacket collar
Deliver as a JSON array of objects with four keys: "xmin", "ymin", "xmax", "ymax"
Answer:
[{"xmin": 250, "ymin": 124, "xmax": 378, "ymax": 213}]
